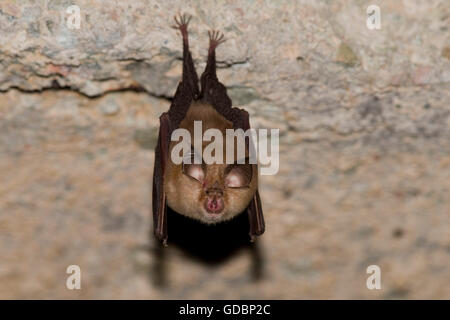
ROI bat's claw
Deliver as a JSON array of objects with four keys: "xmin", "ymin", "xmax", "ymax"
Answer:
[
  {"xmin": 208, "ymin": 29, "xmax": 226, "ymax": 51},
  {"xmin": 172, "ymin": 13, "xmax": 192, "ymax": 45},
  {"xmin": 172, "ymin": 13, "xmax": 192, "ymax": 33}
]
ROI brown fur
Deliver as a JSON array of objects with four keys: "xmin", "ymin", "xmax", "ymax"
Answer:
[{"xmin": 164, "ymin": 101, "xmax": 258, "ymax": 224}]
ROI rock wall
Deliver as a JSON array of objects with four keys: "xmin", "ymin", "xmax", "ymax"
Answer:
[{"xmin": 0, "ymin": 0, "xmax": 449, "ymax": 299}]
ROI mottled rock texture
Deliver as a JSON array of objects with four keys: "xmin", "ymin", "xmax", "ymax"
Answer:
[{"xmin": 0, "ymin": 0, "xmax": 449, "ymax": 299}]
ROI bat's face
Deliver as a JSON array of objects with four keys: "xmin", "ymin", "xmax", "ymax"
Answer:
[
  {"xmin": 167, "ymin": 160, "xmax": 257, "ymax": 224},
  {"xmin": 163, "ymin": 102, "xmax": 258, "ymax": 224}
]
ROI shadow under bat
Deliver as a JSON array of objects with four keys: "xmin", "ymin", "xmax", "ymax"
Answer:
[{"xmin": 151, "ymin": 208, "xmax": 265, "ymax": 288}]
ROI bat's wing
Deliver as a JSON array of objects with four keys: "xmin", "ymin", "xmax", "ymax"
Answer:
[
  {"xmin": 200, "ymin": 31, "xmax": 265, "ymax": 240},
  {"xmin": 153, "ymin": 14, "xmax": 200, "ymax": 244},
  {"xmin": 241, "ymin": 110, "xmax": 265, "ymax": 240},
  {"xmin": 153, "ymin": 112, "xmax": 170, "ymax": 244}
]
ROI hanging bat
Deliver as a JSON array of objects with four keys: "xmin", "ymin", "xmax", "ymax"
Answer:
[{"xmin": 152, "ymin": 14, "xmax": 264, "ymax": 246}]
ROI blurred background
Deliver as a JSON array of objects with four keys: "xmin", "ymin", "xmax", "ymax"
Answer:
[{"xmin": 0, "ymin": 0, "xmax": 449, "ymax": 299}]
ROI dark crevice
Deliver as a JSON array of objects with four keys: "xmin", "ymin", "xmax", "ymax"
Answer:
[
  {"xmin": 217, "ymin": 58, "xmax": 250, "ymax": 68},
  {"xmin": 0, "ymin": 79, "xmax": 173, "ymax": 102}
]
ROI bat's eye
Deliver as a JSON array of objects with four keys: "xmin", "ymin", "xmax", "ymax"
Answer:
[
  {"xmin": 183, "ymin": 163, "xmax": 204, "ymax": 182},
  {"xmin": 225, "ymin": 163, "xmax": 252, "ymax": 188},
  {"xmin": 182, "ymin": 151, "xmax": 204, "ymax": 182}
]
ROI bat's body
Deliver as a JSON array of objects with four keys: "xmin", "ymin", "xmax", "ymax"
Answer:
[{"xmin": 153, "ymin": 14, "xmax": 264, "ymax": 245}]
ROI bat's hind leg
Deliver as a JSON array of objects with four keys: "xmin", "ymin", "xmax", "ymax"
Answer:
[
  {"xmin": 172, "ymin": 13, "xmax": 192, "ymax": 46},
  {"xmin": 204, "ymin": 30, "xmax": 226, "ymax": 75},
  {"xmin": 200, "ymin": 30, "xmax": 227, "ymax": 98},
  {"xmin": 170, "ymin": 13, "xmax": 200, "ymax": 108}
]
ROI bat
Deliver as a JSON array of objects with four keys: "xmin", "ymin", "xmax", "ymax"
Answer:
[{"xmin": 152, "ymin": 14, "xmax": 264, "ymax": 246}]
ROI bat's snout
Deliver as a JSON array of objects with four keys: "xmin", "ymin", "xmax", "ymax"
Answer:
[
  {"xmin": 204, "ymin": 184, "xmax": 224, "ymax": 214},
  {"xmin": 205, "ymin": 196, "xmax": 224, "ymax": 214}
]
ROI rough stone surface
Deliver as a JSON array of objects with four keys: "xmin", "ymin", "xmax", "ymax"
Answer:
[{"xmin": 0, "ymin": 0, "xmax": 449, "ymax": 299}]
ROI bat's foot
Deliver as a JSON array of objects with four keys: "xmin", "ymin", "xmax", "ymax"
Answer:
[
  {"xmin": 208, "ymin": 30, "xmax": 226, "ymax": 52},
  {"xmin": 172, "ymin": 13, "xmax": 192, "ymax": 44}
]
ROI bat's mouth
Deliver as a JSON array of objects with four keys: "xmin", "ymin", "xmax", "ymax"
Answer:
[{"xmin": 204, "ymin": 197, "xmax": 224, "ymax": 216}]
